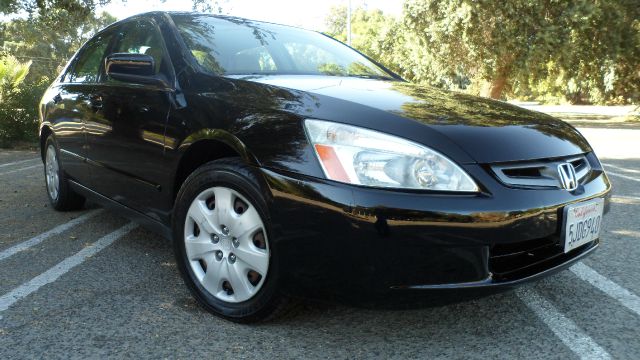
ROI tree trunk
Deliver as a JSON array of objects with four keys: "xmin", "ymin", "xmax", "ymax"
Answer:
[{"xmin": 481, "ymin": 76, "xmax": 508, "ymax": 100}]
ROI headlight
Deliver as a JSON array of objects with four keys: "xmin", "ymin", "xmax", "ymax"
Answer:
[{"xmin": 304, "ymin": 119, "xmax": 478, "ymax": 192}]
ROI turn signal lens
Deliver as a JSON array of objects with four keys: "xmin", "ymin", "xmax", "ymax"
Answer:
[{"xmin": 314, "ymin": 144, "xmax": 350, "ymax": 182}]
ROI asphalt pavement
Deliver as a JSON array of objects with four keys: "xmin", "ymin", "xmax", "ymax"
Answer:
[{"xmin": 0, "ymin": 128, "xmax": 639, "ymax": 359}]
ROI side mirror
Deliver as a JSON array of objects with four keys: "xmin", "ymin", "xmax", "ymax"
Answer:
[
  {"xmin": 106, "ymin": 53, "xmax": 154, "ymax": 76},
  {"xmin": 105, "ymin": 53, "xmax": 169, "ymax": 88}
]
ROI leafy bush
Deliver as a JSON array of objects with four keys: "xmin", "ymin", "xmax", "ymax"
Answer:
[
  {"xmin": 0, "ymin": 55, "xmax": 48, "ymax": 147},
  {"xmin": 326, "ymin": 2, "xmax": 639, "ymax": 104},
  {"xmin": 0, "ymin": 55, "xmax": 31, "ymax": 101}
]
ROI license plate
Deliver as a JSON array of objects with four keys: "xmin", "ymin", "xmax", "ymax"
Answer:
[{"xmin": 562, "ymin": 198, "xmax": 604, "ymax": 253}]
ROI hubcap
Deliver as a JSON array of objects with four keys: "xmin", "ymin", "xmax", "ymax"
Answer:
[
  {"xmin": 45, "ymin": 145, "xmax": 60, "ymax": 201},
  {"xmin": 184, "ymin": 187, "xmax": 269, "ymax": 303}
]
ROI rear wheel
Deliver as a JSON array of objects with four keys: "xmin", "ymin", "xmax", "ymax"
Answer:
[
  {"xmin": 173, "ymin": 158, "xmax": 288, "ymax": 322},
  {"xmin": 44, "ymin": 136, "xmax": 85, "ymax": 211}
]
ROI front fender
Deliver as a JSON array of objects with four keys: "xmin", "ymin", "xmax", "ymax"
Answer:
[{"xmin": 178, "ymin": 128, "xmax": 260, "ymax": 166}]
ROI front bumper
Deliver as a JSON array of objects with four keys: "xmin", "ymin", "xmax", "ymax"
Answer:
[{"xmin": 261, "ymin": 160, "xmax": 611, "ymax": 295}]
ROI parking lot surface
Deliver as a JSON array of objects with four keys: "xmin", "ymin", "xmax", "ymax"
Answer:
[{"xmin": 0, "ymin": 128, "xmax": 639, "ymax": 359}]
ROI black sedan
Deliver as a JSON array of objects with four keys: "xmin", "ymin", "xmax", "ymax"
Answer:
[{"xmin": 38, "ymin": 12, "xmax": 611, "ymax": 322}]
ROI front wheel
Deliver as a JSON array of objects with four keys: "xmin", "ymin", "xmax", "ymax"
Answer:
[{"xmin": 173, "ymin": 158, "xmax": 289, "ymax": 322}]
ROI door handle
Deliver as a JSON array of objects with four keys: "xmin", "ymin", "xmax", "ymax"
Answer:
[{"xmin": 89, "ymin": 94, "xmax": 104, "ymax": 110}]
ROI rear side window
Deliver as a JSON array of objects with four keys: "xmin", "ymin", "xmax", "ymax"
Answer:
[
  {"xmin": 112, "ymin": 20, "xmax": 167, "ymax": 76},
  {"xmin": 68, "ymin": 34, "xmax": 112, "ymax": 83}
]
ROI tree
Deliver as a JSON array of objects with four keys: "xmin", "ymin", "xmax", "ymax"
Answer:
[
  {"xmin": 403, "ymin": 0, "xmax": 640, "ymax": 102},
  {"xmin": 190, "ymin": 0, "xmax": 230, "ymax": 13},
  {"xmin": 1, "ymin": 0, "xmax": 229, "ymax": 15},
  {"xmin": 0, "ymin": 54, "xmax": 38, "ymax": 146},
  {"xmin": 0, "ymin": 54, "xmax": 30, "ymax": 102},
  {"xmin": 324, "ymin": 5, "xmax": 347, "ymax": 40},
  {"xmin": 3, "ymin": 10, "xmax": 117, "ymax": 78},
  {"xmin": 0, "ymin": 0, "xmax": 116, "ymax": 146},
  {"xmin": 324, "ymin": 6, "xmax": 407, "ymax": 75},
  {"xmin": 325, "ymin": 6, "xmax": 392, "ymax": 51},
  {"xmin": 0, "ymin": 0, "xmax": 110, "ymax": 15}
]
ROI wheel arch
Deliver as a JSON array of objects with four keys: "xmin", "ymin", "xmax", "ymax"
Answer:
[
  {"xmin": 39, "ymin": 125, "xmax": 53, "ymax": 161},
  {"xmin": 172, "ymin": 129, "xmax": 261, "ymax": 200}
]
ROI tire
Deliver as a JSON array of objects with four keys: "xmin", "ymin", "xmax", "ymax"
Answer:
[
  {"xmin": 173, "ymin": 158, "xmax": 289, "ymax": 323},
  {"xmin": 44, "ymin": 136, "xmax": 85, "ymax": 211}
]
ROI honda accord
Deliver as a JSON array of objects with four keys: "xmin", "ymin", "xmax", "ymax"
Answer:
[{"xmin": 38, "ymin": 12, "xmax": 611, "ymax": 322}]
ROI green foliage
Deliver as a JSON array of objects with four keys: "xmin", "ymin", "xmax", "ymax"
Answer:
[
  {"xmin": 0, "ymin": 0, "xmax": 638, "ymax": 147},
  {"xmin": 0, "ymin": 55, "xmax": 47, "ymax": 147},
  {"xmin": 0, "ymin": 54, "xmax": 31, "ymax": 101},
  {"xmin": 3, "ymin": 9, "xmax": 117, "ymax": 78},
  {"xmin": 1, "ymin": 0, "xmax": 110, "ymax": 15},
  {"xmin": 0, "ymin": 1, "xmax": 117, "ymax": 146},
  {"xmin": 326, "ymin": 1, "xmax": 640, "ymax": 104},
  {"xmin": 324, "ymin": 7, "xmax": 409, "ymax": 78},
  {"xmin": 190, "ymin": 0, "xmax": 229, "ymax": 13},
  {"xmin": 0, "ymin": 78, "xmax": 50, "ymax": 147},
  {"xmin": 402, "ymin": 0, "xmax": 640, "ymax": 102},
  {"xmin": 325, "ymin": 7, "xmax": 394, "ymax": 57}
]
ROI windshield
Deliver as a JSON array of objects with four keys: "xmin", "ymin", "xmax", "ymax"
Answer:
[{"xmin": 171, "ymin": 14, "xmax": 396, "ymax": 79}]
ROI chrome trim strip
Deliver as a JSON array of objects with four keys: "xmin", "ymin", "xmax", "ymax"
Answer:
[{"xmin": 491, "ymin": 155, "xmax": 592, "ymax": 189}]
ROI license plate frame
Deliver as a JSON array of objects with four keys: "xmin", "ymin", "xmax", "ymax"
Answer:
[{"xmin": 562, "ymin": 198, "xmax": 604, "ymax": 254}]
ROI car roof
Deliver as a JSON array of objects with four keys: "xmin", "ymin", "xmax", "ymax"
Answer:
[
  {"xmin": 88, "ymin": 11, "xmax": 321, "ymax": 49},
  {"xmin": 118, "ymin": 11, "xmax": 313, "ymax": 34}
]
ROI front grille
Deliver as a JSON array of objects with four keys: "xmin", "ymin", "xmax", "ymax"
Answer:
[
  {"xmin": 489, "ymin": 236, "xmax": 597, "ymax": 281},
  {"xmin": 491, "ymin": 155, "xmax": 591, "ymax": 189}
]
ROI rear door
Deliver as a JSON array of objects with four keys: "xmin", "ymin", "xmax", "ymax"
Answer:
[
  {"xmin": 84, "ymin": 19, "xmax": 174, "ymax": 219},
  {"xmin": 47, "ymin": 31, "xmax": 114, "ymax": 185}
]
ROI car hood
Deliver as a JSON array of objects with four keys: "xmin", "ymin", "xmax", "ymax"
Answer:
[{"xmin": 228, "ymin": 75, "xmax": 591, "ymax": 164}]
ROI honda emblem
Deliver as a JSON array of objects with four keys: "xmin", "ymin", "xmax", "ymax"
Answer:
[{"xmin": 558, "ymin": 163, "xmax": 578, "ymax": 191}]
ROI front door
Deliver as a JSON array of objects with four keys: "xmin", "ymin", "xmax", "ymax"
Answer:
[{"xmin": 84, "ymin": 19, "xmax": 174, "ymax": 221}]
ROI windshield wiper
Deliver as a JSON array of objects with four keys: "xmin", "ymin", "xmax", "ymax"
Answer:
[{"xmin": 346, "ymin": 74, "xmax": 397, "ymax": 81}]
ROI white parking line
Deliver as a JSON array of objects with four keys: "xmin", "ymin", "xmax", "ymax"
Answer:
[
  {"xmin": 0, "ymin": 164, "xmax": 42, "ymax": 176},
  {"xmin": 0, "ymin": 158, "xmax": 39, "ymax": 168},
  {"xmin": 0, "ymin": 210, "xmax": 102, "ymax": 262},
  {"xmin": 613, "ymin": 195, "xmax": 640, "ymax": 201},
  {"xmin": 606, "ymin": 171, "xmax": 640, "ymax": 183},
  {"xmin": 516, "ymin": 287, "xmax": 611, "ymax": 360},
  {"xmin": 603, "ymin": 163, "xmax": 640, "ymax": 175},
  {"xmin": 571, "ymin": 263, "xmax": 640, "ymax": 318},
  {"xmin": 0, "ymin": 223, "xmax": 136, "ymax": 317}
]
